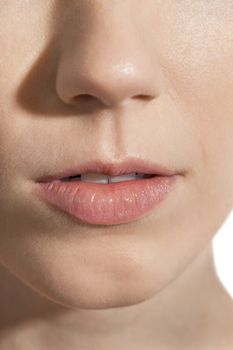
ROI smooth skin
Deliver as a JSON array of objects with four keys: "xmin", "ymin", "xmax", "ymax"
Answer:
[{"xmin": 0, "ymin": 1, "xmax": 233, "ymax": 349}]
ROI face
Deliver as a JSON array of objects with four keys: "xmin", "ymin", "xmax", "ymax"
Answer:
[{"xmin": 0, "ymin": 0, "xmax": 233, "ymax": 310}]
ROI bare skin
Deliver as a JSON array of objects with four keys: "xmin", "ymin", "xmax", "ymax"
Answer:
[
  {"xmin": 1, "ymin": 244, "xmax": 233, "ymax": 349},
  {"xmin": 0, "ymin": 1, "xmax": 233, "ymax": 349}
]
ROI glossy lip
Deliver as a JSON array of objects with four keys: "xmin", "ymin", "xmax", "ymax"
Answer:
[
  {"xmin": 34, "ymin": 174, "xmax": 180, "ymax": 226},
  {"xmin": 36, "ymin": 156, "xmax": 179, "ymax": 183}
]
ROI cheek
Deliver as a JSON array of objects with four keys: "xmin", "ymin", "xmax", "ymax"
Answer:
[{"xmin": 156, "ymin": 5, "xmax": 233, "ymax": 217}]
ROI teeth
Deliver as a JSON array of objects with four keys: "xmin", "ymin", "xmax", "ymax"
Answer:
[
  {"xmin": 61, "ymin": 172, "xmax": 150, "ymax": 183},
  {"xmin": 80, "ymin": 173, "xmax": 109, "ymax": 184},
  {"xmin": 108, "ymin": 172, "xmax": 139, "ymax": 183},
  {"xmin": 80, "ymin": 172, "xmax": 145, "ymax": 184}
]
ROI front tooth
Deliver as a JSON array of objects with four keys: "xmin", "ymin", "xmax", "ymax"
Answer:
[
  {"xmin": 80, "ymin": 172, "xmax": 145, "ymax": 184},
  {"xmin": 81, "ymin": 173, "xmax": 109, "ymax": 184},
  {"xmin": 108, "ymin": 172, "xmax": 137, "ymax": 183}
]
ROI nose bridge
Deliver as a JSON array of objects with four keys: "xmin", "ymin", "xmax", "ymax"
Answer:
[{"xmin": 55, "ymin": 6, "xmax": 161, "ymax": 108}]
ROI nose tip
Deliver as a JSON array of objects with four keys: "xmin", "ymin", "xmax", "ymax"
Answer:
[{"xmin": 56, "ymin": 56, "xmax": 160, "ymax": 109}]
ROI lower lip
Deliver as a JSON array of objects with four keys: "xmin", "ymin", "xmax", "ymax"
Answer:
[{"xmin": 35, "ymin": 175, "xmax": 179, "ymax": 225}]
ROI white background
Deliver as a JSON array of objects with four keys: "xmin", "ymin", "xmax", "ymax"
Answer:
[{"xmin": 213, "ymin": 207, "xmax": 233, "ymax": 298}]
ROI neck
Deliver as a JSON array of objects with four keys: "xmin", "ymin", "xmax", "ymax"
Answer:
[{"xmin": 0, "ymin": 244, "xmax": 232, "ymax": 350}]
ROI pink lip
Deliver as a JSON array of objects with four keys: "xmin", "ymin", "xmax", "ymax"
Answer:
[
  {"xmin": 34, "ymin": 174, "xmax": 179, "ymax": 225},
  {"xmin": 36, "ymin": 157, "xmax": 179, "ymax": 182}
]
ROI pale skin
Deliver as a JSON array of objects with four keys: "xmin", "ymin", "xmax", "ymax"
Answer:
[{"xmin": 0, "ymin": 1, "xmax": 233, "ymax": 349}]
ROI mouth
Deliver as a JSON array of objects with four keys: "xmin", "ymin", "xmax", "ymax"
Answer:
[
  {"xmin": 59, "ymin": 172, "xmax": 156, "ymax": 183},
  {"xmin": 34, "ymin": 157, "xmax": 181, "ymax": 226},
  {"xmin": 36, "ymin": 157, "xmax": 179, "ymax": 184}
]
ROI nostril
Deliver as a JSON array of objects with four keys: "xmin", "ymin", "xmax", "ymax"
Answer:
[
  {"xmin": 79, "ymin": 94, "xmax": 93, "ymax": 99},
  {"xmin": 72, "ymin": 94, "xmax": 103, "ymax": 108},
  {"xmin": 73, "ymin": 94, "xmax": 95, "ymax": 102},
  {"xmin": 133, "ymin": 94, "xmax": 154, "ymax": 101},
  {"xmin": 73, "ymin": 94, "xmax": 154, "ymax": 106}
]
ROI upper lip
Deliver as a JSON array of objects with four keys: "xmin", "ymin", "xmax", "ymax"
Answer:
[{"xmin": 36, "ymin": 156, "xmax": 180, "ymax": 183}]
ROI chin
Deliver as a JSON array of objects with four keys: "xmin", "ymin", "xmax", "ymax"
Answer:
[
  {"xmin": 29, "ymin": 273, "xmax": 160, "ymax": 311},
  {"xmin": 17, "ymin": 255, "xmax": 159, "ymax": 310}
]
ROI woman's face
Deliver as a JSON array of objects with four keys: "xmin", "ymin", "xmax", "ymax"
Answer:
[{"xmin": 0, "ymin": 0, "xmax": 233, "ymax": 309}]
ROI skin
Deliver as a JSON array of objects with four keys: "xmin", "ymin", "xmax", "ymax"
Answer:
[{"xmin": 0, "ymin": 0, "xmax": 233, "ymax": 349}]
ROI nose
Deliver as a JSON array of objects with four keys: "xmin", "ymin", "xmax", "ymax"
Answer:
[{"xmin": 55, "ymin": 9, "xmax": 163, "ymax": 109}]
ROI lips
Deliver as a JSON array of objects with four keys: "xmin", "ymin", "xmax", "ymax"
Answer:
[
  {"xmin": 34, "ymin": 157, "xmax": 180, "ymax": 225},
  {"xmin": 36, "ymin": 157, "xmax": 178, "ymax": 183}
]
